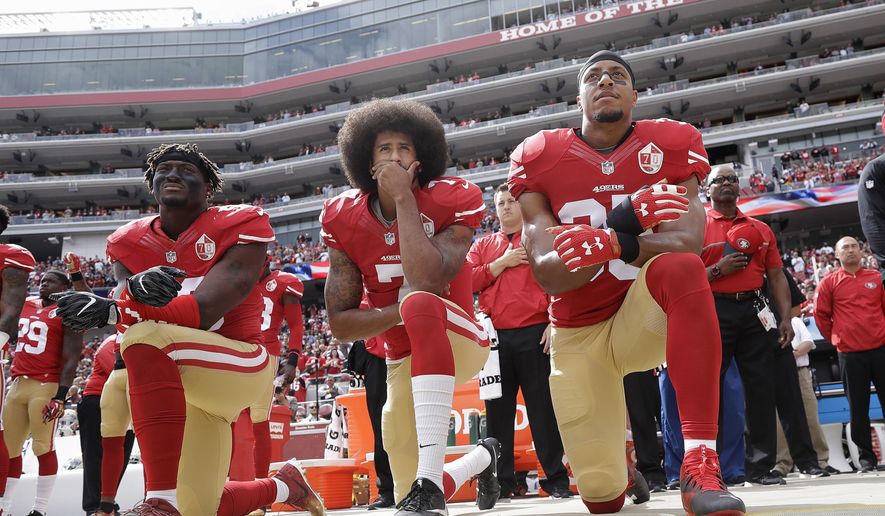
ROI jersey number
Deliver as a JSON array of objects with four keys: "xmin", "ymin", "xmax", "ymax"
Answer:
[
  {"xmin": 260, "ymin": 296, "xmax": 274, "ymax": 332},
  {"xmin": 16, "ymin": 319, "xmax": 49, "ymax": 355},
  {"xmin": 557, "ymin": 196, "xmax": 639, "ymax": 281},
  {"xmin": 375, "ymin": 264, "xmax": 412, "ymax": 303}
]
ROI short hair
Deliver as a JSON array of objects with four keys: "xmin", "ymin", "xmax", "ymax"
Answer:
[
  {"xmin": 43, "ymin": 269, "xmax": 72, "ymax": 287},
  {"xmin": 144, "ymin": 143, "xmax": 224, "ymax": 195},
  {"xmin": 495, "ymin": 184, "xmax": 509, "ymax": 195},
  {"xmin": 336, "ymin": 99, "xmax": 449, "ymax": 193},
  {"xmin": 0, "ymin": 204, "xmax": 10, "ymax": 235}
]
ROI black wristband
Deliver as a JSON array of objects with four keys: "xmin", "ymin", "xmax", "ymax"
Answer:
[
  {"xmin": 616, "ymin": 232, "xmax": 640, "ymax": 264},
  {"xmin": 70, "ymin": 272, "xmax": 83, "ymax": 282},
  {"xmin": 54, "ymin": 385, "xmax": 69, "ymax": 401},
  {"xmin": 606, "ymin": 196, "xmax": 644, "ymax": 236}
]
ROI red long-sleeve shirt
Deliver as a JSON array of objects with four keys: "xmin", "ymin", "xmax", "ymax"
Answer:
[
  {"xmin": 467, "ymin": 230, "xmax": 548, "ymax": 330},
  {"xmin": 814, "ymin": 267, "xmax": 885, "ymax": 353}
]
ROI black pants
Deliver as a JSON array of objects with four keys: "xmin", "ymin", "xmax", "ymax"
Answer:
[
  {"xmin": 624, "ymin": 370, "xmax": 664, "ymax": 483},
  {"xmin": 773, "ymin": 345, "xmax": 818, "ymax": 471},
  {"xmin": 364, "ymin": 351, "xmax": 394, "ymax": 499},
  {"xmin": 485, "ymin": 323, "xmax": 568, "ymax": 495},
  {"xmin": 839, "ymin": 346, "xmax": 885, "ymax": 466},
  {"xmin": 77, "ymin": 395, "xmax": 135, "ymax": 512},
  {"xmin": 715, "ymin": 296, "xmax": 778, "ymax": 479}
]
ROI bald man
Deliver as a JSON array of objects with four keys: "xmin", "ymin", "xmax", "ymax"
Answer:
[
  {"xmin": 701, "ymin": 165, "xmax": 795, "ymax": 485},
  {"xmin": 814, "ymin": 236, "xmax": 885, "ymax": 472}
]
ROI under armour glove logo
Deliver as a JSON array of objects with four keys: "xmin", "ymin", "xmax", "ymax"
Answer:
[
  {"xmin": 547, "ymin": 225, "xmax": 622, "ymax": 272},
  {"xmin": 582, "ymin": 237, "xmax": 605, "ymax": 255}
]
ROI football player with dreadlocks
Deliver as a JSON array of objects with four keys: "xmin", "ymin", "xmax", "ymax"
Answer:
[{"xmin": 52, "ymin": 143, "xmax": 324, "ymax": 516}]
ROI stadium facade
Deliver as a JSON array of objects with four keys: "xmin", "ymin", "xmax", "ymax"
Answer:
[{"xmin": 0, "ymin": 0, "xmax": 881, "ymax": 259}]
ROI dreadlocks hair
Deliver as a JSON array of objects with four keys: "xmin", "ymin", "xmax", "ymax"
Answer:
[
  {"xmin": 43, "ymin": 269, "xmax": 72, "ymax": 288},
  {"xmin": 336, "ymin": 99, "xmax": 449, "ymax": 193},
  {"xmin": 0, "ymin": 204, "xmax": 10, "ymax": 235},
  {"xmin": 144, "ymin": 143, "xmax": 224, "ymax": 195}
]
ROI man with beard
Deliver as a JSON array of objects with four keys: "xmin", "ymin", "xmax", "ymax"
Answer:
[
  {"xmin": 508, "ymin": 50, "xmax": 745, "ymax": 515},
  {"xmin": 0, "ymin": 271, "xmax": 82, "ymax": 516}
]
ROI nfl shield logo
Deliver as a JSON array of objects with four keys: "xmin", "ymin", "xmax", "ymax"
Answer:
[
  {"xmin": 384, "ymin": 232, "xmax": 396, "ymax": 246},
  {"xmin": 266, "ymin": 279, "xmax": 277, "ymax": 292},
  {"xmin": 195, "ymin": 234, "xmax": 216, "ymax": 261},
  {"xmin": 602, "ymin": 161, "xmax": 615, "ymax": 175},
  {"xmin": 638, "ymin": 142, "xmax": 664, "ymax": 174},
  {"xmin": 867, "ymin": 179, "xmax": 875, "ymax": 189},
  {"xmin": 165, "ymin": 251, "xmax": 177, "ymax": 263},
  {"xmin": 420, "ymin": 213, "xmax": 435, "ymax": 238}
]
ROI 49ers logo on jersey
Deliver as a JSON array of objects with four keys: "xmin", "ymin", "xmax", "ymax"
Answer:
[
  {"xmin": 638, "ymin": 143, "xmax": 664, "ymax": 174},
  {"xmin": 195, "ymin": 234, "xmax": 216, "ymax": 261},
  {"xmin": 266, "ymin": 279, "xmax": 277, "ymax": 292},
  {"xmin": 420, "ymin": 213, "xmax": 435, "ymax": 238}
]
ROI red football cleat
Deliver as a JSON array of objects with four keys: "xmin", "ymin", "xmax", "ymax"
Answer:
[
  {"xmin": 120, "ymin": 498, "xmax": 181, "ymax": 516},
  {"xmin": 274, "ymin": 459, "xmax": 326, "ymax": 516},
  {"xmin": 626, "ymin": 459, "xmax": 650, "ymax": 504},
  {"xmin": 680, "ymin": 445, "xmax": 746, "ymax": 516}
]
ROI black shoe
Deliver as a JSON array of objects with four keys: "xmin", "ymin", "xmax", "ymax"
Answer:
[
  {"xmin": 368, "ymin": 493, "xmax": 395, "ymax": 510},
  {"xmin": 749, "ymin": 472, "xmax": 787, "ymax": 485},
  {"xmin": 769, "ymin": 470, "xmax": 785, "ymax": 478},
  {"xmin": 725, "ymin": 475, "xmax": 746, "ymax": 486},
  {"xmin": 27, "ymin": 512, "xmax": 46, "ymax": 516},
  {"xmin": 858, "ymin": 461, "xmax": 876, "ymax": 473},
  {"xmin": 549, "ymin": 487, "xmax": 574, "ymax": 498},
  {"xmin": 666, "ymin": 479, "xmax": 681, "ymax": 491},
  {"xmin": 626, "ymin": 462, "xmax": 650, "ymax": 504},
  {"xmin": 474, "ymin": 438, "xmax": 501, "ymax": 510},
  {"xmin": 824, "ymin": 465, "xmax": 841, "ymax": 475},
  {"xmin": 395, "ymin": 478, "xmax": 447, "ymax": 515},
  {"xmin": 647, "ymin": 478, "xmax": 667, "ymax": 493},
  {"xmin": 800, "ymin": 466, "xmax": 828, "ymax": 478}
]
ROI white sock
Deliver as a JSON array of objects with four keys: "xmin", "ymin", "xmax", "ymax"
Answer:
[
  {"xmin": 412, "ymin": 374, "xmax": 456, "ymax": 491},
  {"xmin": 2, "ymin": 477, "xmax": 20, "ymax": 511},
  {"xmin": 272, "ymin": 477, "xmax": 290, "ymax": 503},
  {"xmin": 684, "ymin": 439, "xmax": 717, "ymax": 453},
  {"xmin": 146, "ymin": 489, "xmax": 178, "ymax": 508},
  {"xmin": 33, "ymin": 474, "xmax": 57, "ymax": 513},
  {"xmin": 443, "ymin": 444, "xmax": 493, "ymax": 499}
]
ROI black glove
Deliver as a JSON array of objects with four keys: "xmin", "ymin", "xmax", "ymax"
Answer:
[
  {"xmin": 50, "ymin": 291, "xmax": 119, "ymax": 331},
  {"xmin": 126, "ymin": 266, "xmax": 186, "ymax": 307}
]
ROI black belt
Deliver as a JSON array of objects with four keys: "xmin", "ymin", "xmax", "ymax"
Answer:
[{"xmin": 713, "ymin": 289, "xmax": 761, "ymax": 302}]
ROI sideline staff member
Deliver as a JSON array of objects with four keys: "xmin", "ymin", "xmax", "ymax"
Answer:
[
  {"xmin": 702, "ymin": 164, "xmax": 794, "ymax": 485},
  {"xmin": 467, "ymin": 184, "xmax": 570, "ymax": 499},
  {"xmin": 814, "ymin": 236, "xmax": 885, "ymax": 473}
]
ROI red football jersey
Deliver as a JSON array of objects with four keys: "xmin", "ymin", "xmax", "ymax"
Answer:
[
  {"xmin": 12, "ymin": 296, "xmax": 65, "ymax": 383},
  {"xmin": 83, "ymin": 334, "xmax": 116, "ymax": 397},
  {"xmin": 507, "ymin": 119, "xmax": 711, "ymax": 327},
  {"xmin": 257, "ymin": 270, "xmax": 304, "ymax": 356},
  {"xmin": 107, "ymin": 205, "xmax": 275, "ymax": 345},
  {"xmin": 320, "ymin": 177, "xmax": 487, "ymax": 360},
  {"xmin": 0, "ymin": 244, "xmax": 35, "ymax": 352}
]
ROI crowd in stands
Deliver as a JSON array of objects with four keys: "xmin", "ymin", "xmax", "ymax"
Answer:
[{"xmin": 742, "ymin": 145, "xmax": 885, "ymax": 195}]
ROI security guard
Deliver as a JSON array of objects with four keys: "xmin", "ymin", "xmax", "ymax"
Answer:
[{"xmin": 702, "ymin": 164, "xmax": 794, "ymax": 485}]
